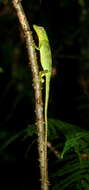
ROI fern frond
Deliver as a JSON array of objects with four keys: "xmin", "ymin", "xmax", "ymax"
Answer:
[{"xmin": 81, "ymin": 180, "xmax": 89, "ymax": 190}]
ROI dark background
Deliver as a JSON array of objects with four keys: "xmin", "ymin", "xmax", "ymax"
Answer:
[{"xmin": 0, "ymin": 0, "xmax": 89, "ymax": 189}]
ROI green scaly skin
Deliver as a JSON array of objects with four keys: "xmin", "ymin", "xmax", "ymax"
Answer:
[{"xmin": 33, "ymin": 25, "xmax": 52, "ymax": 168}]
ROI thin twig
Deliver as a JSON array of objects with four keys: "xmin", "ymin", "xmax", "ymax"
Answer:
[
  {"xmin": 12, "ymin": 0, "xmax": 48, "ymax": 189},
  {"xmin": 47, "ymin": 142, "xmax": 61, "ymax": 159}
]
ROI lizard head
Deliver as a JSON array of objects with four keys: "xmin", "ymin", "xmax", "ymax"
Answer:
[{"xmin": 33, "ymin": 25, "xmax": 48, "ymax": 41}]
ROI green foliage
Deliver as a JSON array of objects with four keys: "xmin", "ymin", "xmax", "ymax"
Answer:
[
  {"xmin": 0, "ymin": 67, "xmax": 4, "ymax": 73},
  {"xmin": 61, "ymin": 131, "xmax": 89, "ymax": 158},
  {"xmin": 0, "ymin": 125, "xmax": 35, "ymax": 152},
  {"xmin": 0, "ymin": 118, "xmax": 89, "ymax": 189},
  {"xmin": 48, "ymin": 119, "xmax": 89, "ymax": 190}
]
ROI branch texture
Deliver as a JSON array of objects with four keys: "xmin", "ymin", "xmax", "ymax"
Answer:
[{"xmin": 12, "ymin": 0, "xmax": 48, "ymax": 189}]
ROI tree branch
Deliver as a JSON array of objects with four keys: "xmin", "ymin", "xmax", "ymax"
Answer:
[{"xmin": 12, "ymin": 0, "xmax": 48, "ymax": 189}]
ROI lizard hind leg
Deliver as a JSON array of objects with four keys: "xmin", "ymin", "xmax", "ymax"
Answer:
[{"xmin": 39, "ymin": 70, "xmax": 48, "ymax": 83}]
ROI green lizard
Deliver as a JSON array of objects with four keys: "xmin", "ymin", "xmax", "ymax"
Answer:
[{"xmin": 33, "ymin": 25, "xmax": 52, "ymax": 156}]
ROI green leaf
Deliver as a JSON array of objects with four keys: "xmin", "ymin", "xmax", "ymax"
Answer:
[{"xmin": 0, "ymin": 67, "xmax": 4, "ymax": 73}]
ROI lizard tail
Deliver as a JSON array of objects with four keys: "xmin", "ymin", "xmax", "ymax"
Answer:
[
  {"xmin": 44, "ymin": 74, "xmax": 50, "ymax": 176},
  {"xmin": 45, "ymin": 74, "xmax": 50, "ymax": 143}
]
